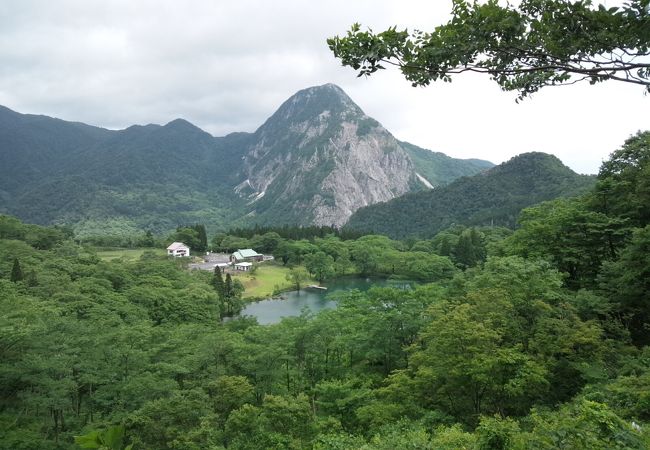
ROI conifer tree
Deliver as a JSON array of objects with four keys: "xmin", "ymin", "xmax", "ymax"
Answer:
[
  {"xmin": 438, "ymin": 236, "xmax": 453, "ymax": 257},
  {"xmin": 10, "ymin": 258, "xmax": 23, "ymax": 282},
  {"xmin": 222, "ymin": 273, "xmax": 235, "ymax": 315},
  {"xmin": 212, "ymin": 267, "xmax": 226, "ymax": 300},
  {"xmin": 195, "ymin": 224, "xmax": 208, "ymax": 252},
  {"xmin": 225, "ymin": 273, "xmax": 234, "ymax": 299}
]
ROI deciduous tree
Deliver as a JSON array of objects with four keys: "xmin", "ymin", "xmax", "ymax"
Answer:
[
  {"xmin": 328, "ymin": 0, "xmax": 650, "ymax": 99},
  {"xmin": 600, "ymin": 225, "xmax": 650, "ymax": 345},
  {"xmin": 286, "ymin": 267, "xmax": 310, "ymax": 291},
  {"xmin": 305, "ymin": 251, "xmax": 335, "ymax": 282},
  {"xmin": 593, "ymin": 131, "xmax": 650, "ymax": 226}
]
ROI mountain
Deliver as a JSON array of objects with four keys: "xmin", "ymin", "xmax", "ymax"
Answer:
[
  {"xmin": 225, "ymin": 84, "xmax": 493, "ymax": 226},
  {"xmin": 345, "ymin": 152, "xmax": 596, "ymax": 239},
  {"xmin": 235, "ymin": 84, "xmax": 419, "ymax": 226},
  {"xmin": 399, "ymin": 140, "xmax": 493, "ymax": 188},
  {"xmin": 0, "ymin": 85, "xmax": 491, "ymax": 235},
  {"xmin": 0, "ymin": 105, "xmax": 111, "ymax": 195},
  {"xmin": 0, "ymin": 106, "xmax": 247, "ymax": 237}
]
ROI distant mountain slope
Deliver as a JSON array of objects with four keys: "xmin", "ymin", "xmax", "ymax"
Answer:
[
  {"xmin": 0, "ymin": 105, "xmax": 111, "ymax": 196},
  {"xmin": 0, "ymin": 84, "xmax": 493, "ymax": 235},
  {"xmin": 345, "ymin": 152, "xmax": 596, "ymax": 239},
  {"xmin": 0, "ymin": 107, "xmax": 247, "ymax": 235},
  {"xmin": 399, "ymin": 140, "xmax": 493, "ymax": 188}
]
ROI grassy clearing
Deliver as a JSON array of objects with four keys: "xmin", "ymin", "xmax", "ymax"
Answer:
[
  {"xmin": 235, "ymin": 263, "xmax": 314, "ymax": 299},
  {"xmin": 95, "ymin": 247, "xmax": 166, "ymax": 261}
]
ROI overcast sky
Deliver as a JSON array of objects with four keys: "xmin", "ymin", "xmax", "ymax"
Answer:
[{"xmin": 0, "ymin": 0, "xmax": 647, "ymax": 174}]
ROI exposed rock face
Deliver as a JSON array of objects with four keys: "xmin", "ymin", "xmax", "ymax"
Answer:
[
  {"xmin": 312, "ymin": 122, "xmax": 414, "ymax": 226},
  {"xmin": 237, "ymin": 84, "xmax": 418, "ymax": 226}
]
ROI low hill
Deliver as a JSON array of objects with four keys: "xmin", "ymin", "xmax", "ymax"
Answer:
[{"xmin": 344, "ymin": 152, "xmax": 595, "ymax": 239}]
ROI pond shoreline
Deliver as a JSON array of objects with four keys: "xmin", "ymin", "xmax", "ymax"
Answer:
[
  {"xmin": 228, "ymin": 276, "xmax": 415, "ymax": 325},
  {"xmin": 241, "ymin": 274, "xmax": 380, "ymax": 302}
]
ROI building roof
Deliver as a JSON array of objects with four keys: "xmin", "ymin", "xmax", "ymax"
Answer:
[
  {"xmin": 232, "ymin": 248, "xmax": 261, "ymax": 260},
  {"xmin": 234, "ymin": 262, "xmax": 253, "ymax": 267},
  {"xmin": 167, "ymin": 242, "xmax": 189, "ymax": 250}
]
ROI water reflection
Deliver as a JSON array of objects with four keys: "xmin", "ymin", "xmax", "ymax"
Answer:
[{"xmin": 230, "ymin": 277, "xmax": 412, "ymax": 325}]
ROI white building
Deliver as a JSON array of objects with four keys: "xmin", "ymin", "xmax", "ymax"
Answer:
[
  {"xmin": 214, "ymin": 262, "xmax": 230, "ymax": 272},
  {"xmin": 234, "ymin": 262, "xmax": 253, "ymax": 271},
  {"xmin": 167, "ymin": 242, "xmax": 190, "ymax": 257}
]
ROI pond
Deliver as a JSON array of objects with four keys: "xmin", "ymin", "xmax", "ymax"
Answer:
[{"xmin": 229, "ymin": 277, "xmax": 412, "ymax": 325}]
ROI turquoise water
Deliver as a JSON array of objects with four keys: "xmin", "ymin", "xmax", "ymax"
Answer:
[{"xmin": 233, "ymin": 277, "xmax": 411, "ymax": 325}]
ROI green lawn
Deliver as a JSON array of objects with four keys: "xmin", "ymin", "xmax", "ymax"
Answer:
[
  {"xmin": 95, "ymin": 247, "xmax": 166, "ymax": 261},
  {"xmin": 236, "ymin": 263, "xmax": 314, "ymax": 299}
]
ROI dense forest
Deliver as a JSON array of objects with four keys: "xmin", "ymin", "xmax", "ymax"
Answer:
[
  {"xmin": 0, "ymin": 105, "xmax": 251, "ymax": 237},
  {"xmin": 1, "ymin": 131, "xmax": 649, "ymax": 449},
  {"xmin": 345, "ymin": 152, "xmax": 595, "ymax": 239}
]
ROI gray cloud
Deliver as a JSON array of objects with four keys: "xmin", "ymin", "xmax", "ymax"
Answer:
[{"xmin": 0, "ymin": 0, "xmax": 647, "ymax": 173}]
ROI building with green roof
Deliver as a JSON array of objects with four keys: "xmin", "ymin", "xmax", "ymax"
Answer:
[{"xmin": 230, "ymin": 248, "xmax": 263, "ymax": 263}]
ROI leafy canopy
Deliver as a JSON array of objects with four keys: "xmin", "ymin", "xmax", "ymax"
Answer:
[{"xmin": 328, "ymin": 0, "xmax": 650, "ymax": 99}]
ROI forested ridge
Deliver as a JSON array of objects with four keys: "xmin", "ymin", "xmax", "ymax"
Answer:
[
  {"xmin": 1, "ymin": 131, "xmax": 649, "ymax": 448},
  {"xmin": 345, "ymin": 152, "xmax": 595, "ymax": 239},
  {"xmin": 398, "ymin": 140, "xmax": 493, "ymax": 187}
]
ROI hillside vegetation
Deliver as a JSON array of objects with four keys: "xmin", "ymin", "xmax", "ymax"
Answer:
[
  {"xmin": 346, "ymin": 152, "xmax": 595, "ymax": 239},
  {"xmin": 400, "ymin": 140, "xmax": 493, "ymax": 187}
]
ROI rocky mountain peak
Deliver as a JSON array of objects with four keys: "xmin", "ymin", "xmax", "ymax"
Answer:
[
  {"xmin": 257, "ymin": 84, "xmax": 364, "ymax": 134},
  {"xmin": 237, "ymin": 84, "xmax": 419, "ymax": 227}
]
